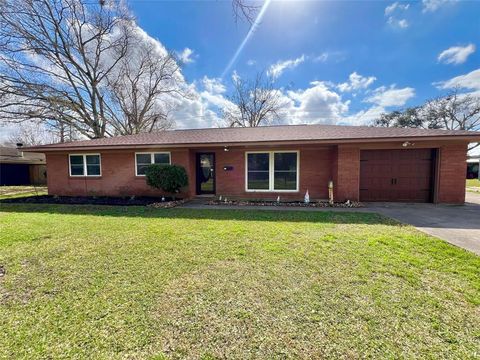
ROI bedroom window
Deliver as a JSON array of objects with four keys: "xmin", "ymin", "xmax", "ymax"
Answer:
[
  {"xmin": 69, "ymin": 154, "xmax": 101, "ymax": 176},
  {"xmin": 135, "ymin": 152, "xmax": 171, "ymax": 176},
  {"xmin": 246, "ymin": 151, "xmax": 299, "ymax": 192}
]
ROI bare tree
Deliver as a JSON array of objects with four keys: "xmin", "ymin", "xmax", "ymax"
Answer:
[
  {"xmin": 423, "ymin": 90, "xmax": 480, "ymax": 135},
  {"xmin": 3, "ymin": 120, "xmax": 77, "ymax": 146},
  {"xmin": 106, "ymin": 40, "xmax": 183, "ymax": 135},
  {"xmin": 374, "ymin": 89, "xmax": 480, "ymax": 150},
  {"xmin": 224, "ymin": 72, "xmax": 286, "ymax": 127},
  {"xmin": 6, "ymin": 122, "xmax": 54, "ymax": 146},
  {"xmin": 232, "ymin": 0, "xmax": 260, "ymax": 24},
  {"xmin": 0, "ymin": 0, "xmax": 132, "ymax": 139},
  {"xmin": 48, "ymin": 121, "xmax": 78, "ymax": 143}
]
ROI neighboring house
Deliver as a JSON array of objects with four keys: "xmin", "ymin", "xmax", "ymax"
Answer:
[
  {"xmin": 23, "ymin": 124, "xmax": 480, "ymax": 204},
  {"xmin": 467, "ymin": 155, "xmax": 479, "ymax": 180},
  {"xmin": 0, "ymin": 146, "xmax": 47, "ymax": 186}
]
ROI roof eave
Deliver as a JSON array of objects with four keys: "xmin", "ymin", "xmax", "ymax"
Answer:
[{"xmin": 22, "ymin": 134, "xmax": 480, "ymax": 153}]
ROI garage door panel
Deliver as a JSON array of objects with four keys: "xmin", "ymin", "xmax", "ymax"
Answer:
[
  {"xmin": 360, "ymin": 149, "xmax": 435, "ymax": 202},
  {"xmin": 361, "ymin": 150, "xmax": 392, "ymax": 161}
]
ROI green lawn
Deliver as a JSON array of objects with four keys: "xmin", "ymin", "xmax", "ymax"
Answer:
[
  {"xmin": 0, "ymin": 204, "xmax": 479, "ymax": 359},
  {"xmin": 467, "ymin": 179, "xmax": 480, "ymax": 187},
  {"xmin": 466, "ymin": 179, "xmax": 480, "ymax": 193}
]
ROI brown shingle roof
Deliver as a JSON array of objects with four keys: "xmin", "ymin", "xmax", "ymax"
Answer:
[
  {"xmin": 0, "ymin": 147, "xmax": 46, "ymax": 164},
  {"xmin": 24, "ymin": 124, "xmax": 480, "ymax": 151}
]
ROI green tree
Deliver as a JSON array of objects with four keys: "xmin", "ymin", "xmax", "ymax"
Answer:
[{"xmin": 373, "ymin": 89, "xmax": 480, "ymax": 151}]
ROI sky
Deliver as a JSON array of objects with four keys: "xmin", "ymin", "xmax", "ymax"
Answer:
[
  {"xmin": 127, "ymin": 0, "xmax": 479, "ymax": 130},
  {"xmin": 0, "ymin": 0, "xmax": 478, "ymax": 145}
]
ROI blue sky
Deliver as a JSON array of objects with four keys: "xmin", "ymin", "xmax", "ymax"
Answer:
[{"xmin": 128, "ymin": 0, "xmax": 479, "ymax": 130}]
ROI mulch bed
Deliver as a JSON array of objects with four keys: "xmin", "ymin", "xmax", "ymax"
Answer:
[
  {"xmin": 0, "ymin": 195, "xmax": 184, "ymax": 207},
  {"xmin": 207, "ymin": 199, "xmax": 362, "ymax": 208}
]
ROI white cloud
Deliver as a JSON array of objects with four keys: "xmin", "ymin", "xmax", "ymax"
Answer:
[
  {"xmin": 279, "ymin": 80, "xmax": 414, "ymax": 127},
  {"xmin": 422, "ymin": 0, "xmax": 457, "ymax": 13},
  {"xmin": 385, "ymin": 2, "xmax": 409, "ymax": 16},
  {"xmin": 176, "ymin": 47, "xmax": 195, "ymax": 64},
  {"xmin": 312, "ymin": 51, "xmax": 346, "ymax": 63},
  {"xmin": 385, "ymin": 2, "xmax": 409, "ymax": 29},
  {"xmin": 434, "ymin": 69, "xmax": 480, "ymax": 90},
  {"xmin": 397, "ymin": 19, "xmax": 409, "ymax": 28},
  {"xmin": 168, "ymin": 97, "xmax": 223, "ymax": 129},
  {"xmin": 111, "ymin": 30, "xmax": 225, "ymax": 130},
  {"xmin": 179, "ymin": 78, "xmax": 352, "ymax": 128},
  {"xmin": 438, "ymin": 44, "xmax": 476, "ymax": 65},
  {"xmin": 280, "ymin": 81, "xmax": 350, "ymax": 125},
  {"xmin": 169, "ymin": 79, "xmax": 234, "ymax": 129},
  {"xmin": 343, "ymin": 106, "xmax": 386, "ymax": 126},
  {"xmin": 267, "ymin": 55, "xmax": 306, "ymax": 79},
  {"xmin": 200, "ymin": 76, "xmax": 226, "ymax": 94},
  {"xmin": 337, "ymin": 72, "xmax": 377, "ymax": 92},
  {"xmin": 343, "ymin": 84, "xmax": 415, "ymax": 126},
  {"xmin": 231, "ymin": 70, "xmax": 240, "ymax": 83},
  {"xmin": 246, "ymin": 59, "xmax": 256, "ymax": 66},
  {"xmin": 387, "ymin": 17, "xmax": 409, "ymax": 28},
  {"xmin": 365, "ymin": 85, "xmax": 415, "ymax": 107}
]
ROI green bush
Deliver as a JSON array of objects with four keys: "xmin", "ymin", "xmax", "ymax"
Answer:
[{"xmin": 145, "ymin": 164, "xmax": 188, "ymax": 197}]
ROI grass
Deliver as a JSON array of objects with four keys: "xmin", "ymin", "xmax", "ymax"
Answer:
[
  {"xmin": 0, "ymin": 204, "xmax": 479, "ymax": 359},
  {"xmin": 0, "ymin": 186, "xmax": 47, "ymax": 200},
  {"xmin": 466, "ymin": 179, "xmax": 480, "ymax": 193}
]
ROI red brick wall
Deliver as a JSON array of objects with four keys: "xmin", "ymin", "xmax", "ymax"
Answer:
[
  {"xmin": 212, "ymin": 146, "xmax": 334, "ymax": 200},
  {"xmin": 333, "ymin": 145, "xmax": 360, "ymax": 202},
  {"xmin": 46, "ymin": 145, "xmax": 335, "ymax": 200},
  {"xmin": 44, "ymin": 141, "xmax": 469, "ymax": 203},
  {"xmin": 437, "ymin": 143, "xmax": 467, "ymax": 204},
  {"xmin": 46, "ymin": 149, "xmax": 193, "ymax": 198}
]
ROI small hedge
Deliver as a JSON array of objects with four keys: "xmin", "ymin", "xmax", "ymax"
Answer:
[{"xmin": 145, "ymin": 164, "xmax": 188, "ymax": 198}]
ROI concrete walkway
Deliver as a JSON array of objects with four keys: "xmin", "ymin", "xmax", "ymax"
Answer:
[{"xmin": 181, "ymin": 195, "xmax": 480, "ymax": 255}]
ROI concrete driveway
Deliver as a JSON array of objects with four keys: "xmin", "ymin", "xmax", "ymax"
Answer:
[{"xmin": 368, "ymin": 192, "xmax": 480, "ymax": 255}]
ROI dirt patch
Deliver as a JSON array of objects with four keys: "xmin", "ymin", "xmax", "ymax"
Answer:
[
  {"xmin": 0, "ymin": 195, "xmax": 183, "ymax": 206},
  {"xmin": 147, "ymin": 200, "xmax": 185, "ymax": 209},
  {"xmin": 0, "ymin": 186, "xmax": 47, "ymax": 196}
]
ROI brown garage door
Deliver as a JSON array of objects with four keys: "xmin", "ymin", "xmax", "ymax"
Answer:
[{"xmin": 360, "ymin": 149, "xmax": 436, "ymax": 202}]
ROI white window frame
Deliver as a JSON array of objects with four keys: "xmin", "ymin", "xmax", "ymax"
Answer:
[
  {"xmin": 135, "ymin": 152, "xmax": 171, "ymax": 176},
  {"xmin": 69, "ymin": 153, "xmax": 102, "ymax": 177},
  {"xmin": 245, "ymin": 150, "xmax": 300, "ymax": 192}
]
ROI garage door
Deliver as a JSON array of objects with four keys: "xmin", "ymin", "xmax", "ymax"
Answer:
[{"xmin": 360, "ymin": 149, "xmax": 435, "ymax": 202}]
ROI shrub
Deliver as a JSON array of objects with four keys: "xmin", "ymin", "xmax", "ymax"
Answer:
[{"xmin": 145, "ymin": 164, "xmax": 188, "ymax": 198}]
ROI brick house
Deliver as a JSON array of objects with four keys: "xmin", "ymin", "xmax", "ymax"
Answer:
[{"xmin": 24, "ymin": 124, "xmax": 480, "ymax": 203}]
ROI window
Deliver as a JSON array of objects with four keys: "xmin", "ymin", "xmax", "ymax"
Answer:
[
  {"xmin": 247, "ymin": 153, "xmax": 270, "ymax": 190},
  {"xmin": 135, "ymin": 152, "xmax": 171, "ymax": 176},
  {"xmin": 69, "ymin": 154, "xmax": 101, "ymax": 176},
  {"xmin": 246, "ymin": 151, "xmax": 299, "ymax": 191},
  {"xmin": 274, "ymin": 152, "xmax": 297, "ymax": 190}
]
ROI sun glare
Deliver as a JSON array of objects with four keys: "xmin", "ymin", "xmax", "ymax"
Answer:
[{"xmin": 221, "ymin": 0, "xmax": 273, "ymax": 79}]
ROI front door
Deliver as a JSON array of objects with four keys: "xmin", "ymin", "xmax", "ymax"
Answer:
[{"xmin": 196, "ymin": 153, "xmax": 215, "ymax": 195}]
